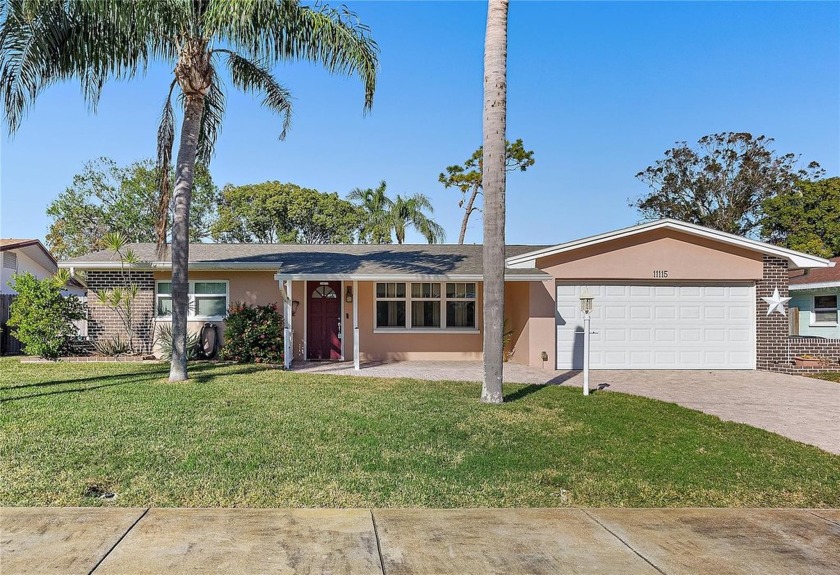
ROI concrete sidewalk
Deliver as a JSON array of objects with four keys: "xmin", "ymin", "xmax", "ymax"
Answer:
[{"xmin": 2, "ymin": 508, "xmax": 838, "ymax": 574}]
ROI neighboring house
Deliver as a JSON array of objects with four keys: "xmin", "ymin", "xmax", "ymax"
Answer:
[
  {"xmin": 60, "ymin": 219, "xmax": 838, "ymax": 373},
  {"xmin": 789, "ymin": 257, "xmax": 840, "ymax": 338},
  {"xmin": 0, "ymin": 238, "xmax": 86, "ymax": 296},
  {"xmin": 1, "ymin": 238, "xmax": 87, "ymax": 354}
]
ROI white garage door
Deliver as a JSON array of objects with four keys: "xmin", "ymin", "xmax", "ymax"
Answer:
[{"xmin": 556, "ymin": 284, "xmax": 755, "ymax": 370}]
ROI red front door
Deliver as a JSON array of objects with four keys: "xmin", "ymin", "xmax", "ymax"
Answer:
[{"xmin": 306, "ymin": 281, "xmax": 342, "ymax": 360}]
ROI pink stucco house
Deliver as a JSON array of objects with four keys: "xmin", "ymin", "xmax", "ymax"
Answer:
[{"xmin": 61, "ymin": 219, "xmax": 838, "ymax": 373}]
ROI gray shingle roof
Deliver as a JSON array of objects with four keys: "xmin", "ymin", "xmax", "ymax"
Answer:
[{"xmin": 62, "ymin": 243, "xmax": 550, "ymax": 277}]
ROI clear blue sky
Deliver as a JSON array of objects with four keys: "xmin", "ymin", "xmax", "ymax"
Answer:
[{"xmin": 1, "ymin": 0, "xmax": 838, "ymax": 246}]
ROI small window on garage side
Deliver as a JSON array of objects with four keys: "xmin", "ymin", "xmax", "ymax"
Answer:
[{"xmin": 813, "ymin": 295, "xmax": 838, "ymax": 325}]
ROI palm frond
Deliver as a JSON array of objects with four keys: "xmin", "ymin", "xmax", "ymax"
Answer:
[
  {"xmin": 206, "ymin": 0, "xmax": 378, "ymax": 112},
  {"xmin": 1, "ymin": 0, "xmax": 182, "ymax": 134},
  {"xmin": 196, "ymin": 64, "xmax": 226, "ymax": 163},
  {"xmin": 220, "ymin": 49, "xmax": 291, "ymax": 139},
  {"xmin": 156, "ymin": 79, "xmax": 177, "ymax": 258}
]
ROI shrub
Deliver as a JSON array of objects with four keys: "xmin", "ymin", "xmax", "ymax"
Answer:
[
  {"xmin": 220, "ymin": 302, "xmax": 284, "ymax": 364},
  {"xmin": 7, "ymin": 271, "xmax": 86, "ymax": 360},
  {"xmin": 153, "ymin": 323, "xmax": 200, "ymax": 361},
  {"xmin": 93, "ymin": 335, "xmax": 131, "ymax": 357}
]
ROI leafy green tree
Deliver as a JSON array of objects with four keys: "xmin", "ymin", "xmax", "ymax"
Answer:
[
  {"xmin": 2, "ymin": 0, "xmax": 378, "ymax": 381},
  {"xmin": 439, "ymin": 139, "xmax": 534, "ymax": 244},
  {"xmin": 7, "ymin": 270, "xmax": 86, "ymax": 360},
  {"xmin": 46, "ymin": 158, "xmax": 219, "ymax": 259},
  {"xmin": 761, "ymin": 177, "xmax": 840, "ymax": 258},
  {"xmin": 633, "ymin": 132, "xmax": 823, "ymax": 237},
  {"xmin": 349, "ymin": 182, "xmax": 445, "ymax": 244},
  {"xmin": 212, "ymin": 181, "xmax": 362, "ymax": 244},
  {"xmin": 481, "ymin": 0, "xmax": 510, "ymax": 404}
]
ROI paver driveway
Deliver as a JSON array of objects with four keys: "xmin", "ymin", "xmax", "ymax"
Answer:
[{"xmin": 293, "ymin": 361, "xmax": 840, "ymax": 454}]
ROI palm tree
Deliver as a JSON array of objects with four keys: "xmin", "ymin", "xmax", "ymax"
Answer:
[
  {"xmin": 350, "ymin": 182, "xmax": 445, "ymax": 244},
  {"xmin": 481, "ymin": 0, "xmax": 509, "ymax": 404},
  {"xmin": 390, "ymin": 193, "xmax": 445, "ymax": 244},
  {"xmin": 348, "ymin": 181, "xmax": 394, "ymax": 244},
  {"xmin": 1, "ymin": 0, "xmax": 378, "ymax": 381}
]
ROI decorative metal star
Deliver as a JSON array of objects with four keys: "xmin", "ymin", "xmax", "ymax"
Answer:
[{"xmin": 761, "ymin": 287, "xmax": 792, "ymax": 316}]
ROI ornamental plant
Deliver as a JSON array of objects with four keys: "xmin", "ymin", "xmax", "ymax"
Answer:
[
  {"xmin": 220, "ymin": 303, "xmax": 284, "ymax": 364},
  {"xmin": 7, "ymin": 270, "xmax": 86, "ymax": 360}
]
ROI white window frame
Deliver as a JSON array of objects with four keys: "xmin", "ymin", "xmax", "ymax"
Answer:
[
  {"xmin": 155, "ymin": 280, "xmax": 229, "ymax": 321},
  {"xmin": 373, "ymin": 281, "xmax": 479, "ymax": 333},
  {"xmin": 811, "ymin": 294, "xmax": 838, "ymax": 326}
]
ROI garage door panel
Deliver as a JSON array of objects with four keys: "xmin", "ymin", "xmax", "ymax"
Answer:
[{"xmin": 556, "ymin": 283, "xmax": 754, "ymax": 370}]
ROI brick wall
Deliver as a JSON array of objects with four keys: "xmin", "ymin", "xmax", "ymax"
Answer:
[
  {"xmin": 756, "ymin": 255, "xmax": 790, "ymax": 371},
  {"xmin": 779, "ymin": 337, "xmax": 840, "ymax": 374},
  {"xmin": 86, "ymin": 270, "xmax": 155, "ymax": 353},
  {"xmin": 756, "ymin": 255, "xmax": 840, "ymax": 373}
]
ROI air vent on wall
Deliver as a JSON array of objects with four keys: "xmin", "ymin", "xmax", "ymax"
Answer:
[{"xmin": 2, "ymin": 251, "xmax": 17, "ymax": 270}]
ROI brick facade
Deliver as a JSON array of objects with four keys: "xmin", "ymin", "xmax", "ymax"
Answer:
[
  {"xmin": 86, "ymin": 270, "xmax": 155, "ymax": 353},
  {"xmin": 756, "ymin": 255, "xmax": 840, "ymax": 373}
]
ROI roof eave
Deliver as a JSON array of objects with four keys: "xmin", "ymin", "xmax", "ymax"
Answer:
[{"xmin": 273, "ymin": 272, "xmax": 552, "ymax": 282}]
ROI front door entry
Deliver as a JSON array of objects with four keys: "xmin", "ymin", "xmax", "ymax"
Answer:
[{"xmin": 307, "ymin": 281, "xmax": 342, "ymax": 360}]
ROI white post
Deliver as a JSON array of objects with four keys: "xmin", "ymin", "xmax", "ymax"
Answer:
[
  {"xmin": 583, "ymin": 313, "xmax": 591, "ymax": 396},
  {"xmin": 353, "ymin": 280, "xmax": 360, "ymax": 370},
  {"xmin": 283, "ymin": 280, "xmax": 293, "ymax": 370}
]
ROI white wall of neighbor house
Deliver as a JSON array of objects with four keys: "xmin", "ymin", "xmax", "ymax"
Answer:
[{"xmin": 1, "ymin": 248, "xmax": 55, "ymax": 294}]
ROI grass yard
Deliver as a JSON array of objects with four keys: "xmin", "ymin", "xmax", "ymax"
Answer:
[
  {"xmin": 1, "ymin": 358, "xmax": 838, "ymax": 508},
  {"xmin": 810, "ymin": 372, "xmax": 840, "ymax": 383}
]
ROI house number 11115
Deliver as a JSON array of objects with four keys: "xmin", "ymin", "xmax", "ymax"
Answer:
[{"xmin": 653, "ymin": 270, "xmax": 669, "ymax": 278}]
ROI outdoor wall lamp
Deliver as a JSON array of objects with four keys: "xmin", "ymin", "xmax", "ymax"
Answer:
[
  {"xmin": 291, "ymin": 300, "xmax": 300, "ymax": 316},
  {"xmin": 579, "ymin": 289, "xmax": 595, "ymax": 396},
  {"xmin": 345, "ymin": 286, "xmax": 353, "ymax": 303}
]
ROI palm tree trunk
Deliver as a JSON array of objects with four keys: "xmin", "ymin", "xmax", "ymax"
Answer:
[
  {"xmin": 169, "ymin": 93, "xmax": 204, "ymax": 382},
  {"xmin": 481, "ymin": 0, "xmax": 509, "ymax": 404},
  {"xmin": 458, "ymin": 186, "xmax": 480, "ymax": 244}
]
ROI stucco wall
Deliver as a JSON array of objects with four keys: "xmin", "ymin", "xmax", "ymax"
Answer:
[
  {"xmin": 504, "ymin": 282, "xmax": 530, "ymax": 365},
  {"xmin": 151, "ymin": 270, "xmax": 282, "ymax": 352},
  {"xmin": 537, "ymin": 229, "xmax": 764, "ymax": 281}
]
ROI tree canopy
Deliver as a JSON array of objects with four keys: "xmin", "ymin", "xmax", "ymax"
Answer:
[
  {"xmin": 439, "ymin": 138, "xmax": 534, "ymax": 244},
  {"xmin": 46, "ymin": 158, "xmax": 218, "ymax": 259},
  {"xmin": 761, "ymin": 177, "xmax": 840, "ymax": 258},
  {"xmin": 211, "ymin": 181, "xmax": 362, "ymax": 244},
  {"xmin": 349, "ymin": 181, "xmax": 445, "ymax": 244},
  {"xmin": 632, "ymin": 132, "xmax": 823, "ymax": 237},
  {"xmin": 2, "ymin": 0, "xmax": 378, "ymax": 381}
]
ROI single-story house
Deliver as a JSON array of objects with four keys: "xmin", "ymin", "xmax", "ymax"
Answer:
[
  {"xmin": 789, "ymin": 256, "xmax": 840, "ymax": 338},
  {"xmin": 1, "ymin": 238, "xmax": 85, "ymax": 296},
  {"xmin": 60, "ymin": 219, "xmax": 838, "ymax": 373}
]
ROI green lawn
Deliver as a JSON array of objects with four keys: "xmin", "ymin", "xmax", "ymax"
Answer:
[
  {"xmin": 1, "ymin": 358, "xmax": 838, "ymax": 508},
  {"xmin": 810, "ymin": 372, "xmax": 840, "ymax": 383}
]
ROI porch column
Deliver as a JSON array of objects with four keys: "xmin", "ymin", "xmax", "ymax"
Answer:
[
  {"xmin": 283, "ymin": 280, "xmax": 293, "ymax": 370},
  {"xmin": 353, "ymin": 280, "xmax": 360, "ymax": 370}
]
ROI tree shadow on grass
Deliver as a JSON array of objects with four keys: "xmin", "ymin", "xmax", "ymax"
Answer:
[
  {"xmin": 504, "ymin": 384, "xmax": 547, "ymax": 403},
  {"xmin": 2, "ymin": 367, "xmax": 168, "ymax": 391},
  {"xmin": 1, "ymin": 363, "xmax": 283, "ymax": 403},
  {"xmin": 188, "ymin": 363, "xmax": 277, "ymax": 384},
  {"xmin": 0, "ymin": 374, "xmax": 162, "ymax": 403}
]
